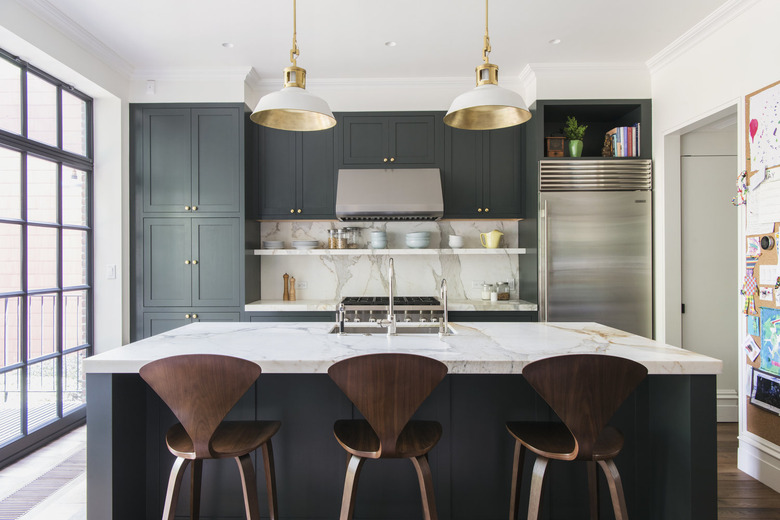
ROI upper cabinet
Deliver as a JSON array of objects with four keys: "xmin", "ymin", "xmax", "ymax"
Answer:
[
  {"xmin": 139, "ymin": 106, "xmax": 242, "ymax": 214},
  {"xmin": 251, "ymin": 125, "xmax": 337, "ymax": 219},
  {"xmin": 339, "ymin": 113, "xmax": 442, "ymax": 168},
  {"xmin": 443, "ymin": 125, "xmax": 524, "ymax": 218},
  {"xmin": 534, "ymin": 99, "xmax": 652, "ymax": 159}
]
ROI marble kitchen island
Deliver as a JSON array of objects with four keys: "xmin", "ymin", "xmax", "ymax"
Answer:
[{"xmin": 85, "ymin": 321, "xmax": 721, "ymax": 520}]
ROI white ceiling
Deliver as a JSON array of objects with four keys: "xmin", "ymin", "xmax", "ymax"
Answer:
[{"xmin": 32, "ymin": 0, "xmax": 729, "ymax": 81}]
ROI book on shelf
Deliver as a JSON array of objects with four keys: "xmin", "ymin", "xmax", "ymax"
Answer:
[{"xmin": 606, "ymin": 124, "xmax": 640, "ymax": 157}]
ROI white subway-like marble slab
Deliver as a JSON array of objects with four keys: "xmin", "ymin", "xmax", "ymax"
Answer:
[{"xmin": 85, "ymin": 321, "xmax": 722, "ymax": 376}]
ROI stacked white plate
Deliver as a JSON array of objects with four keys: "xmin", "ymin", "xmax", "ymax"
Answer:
[
  {"xmin": 292, "ymin": 240, "xmax": 319, "ymax": 250},
  {"xmin": 263, "ymin": 240, "xmax": 284, "ymax": 249}
]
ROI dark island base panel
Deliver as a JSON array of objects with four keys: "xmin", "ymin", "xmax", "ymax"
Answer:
[{"xmin": 86, "ymin": 374, "xmax": 716, "ymax": 520}]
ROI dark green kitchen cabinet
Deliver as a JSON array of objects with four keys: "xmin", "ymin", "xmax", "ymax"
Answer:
[
  {"xmin": 143, "ymin": 311, "xmax": 240, "ymax": 338},
  {"xmin": 339, "ymin": 113, "xmax": 442, "ymax": 168},
  {"xmin": 142, "ymin": 217, "xmax": 240, "ymax": 308},
  {"xmin": 443, "ymin": 124, "xmax": 524, "ymax": 218},
  {"xmin": 140, "ymin": 106, "xmax": 241, "ymax": 214},
  {"xmin": 254, "ymin": 125, "xmax": 336, "ymax": 219}
]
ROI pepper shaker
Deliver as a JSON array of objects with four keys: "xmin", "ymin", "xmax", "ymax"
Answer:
[
  {"xmin": 289, "ymin": 276, "xmax": 296, "ymax": 301},
  {"xmin": 283, "ymin": 273, "xmax": 290, "ymax": 301}
]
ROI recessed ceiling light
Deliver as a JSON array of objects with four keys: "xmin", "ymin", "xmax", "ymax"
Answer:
[
  {"xmin": 222, "ymin": 42, "xmax": 235, "ymax": 48},
  {"xmin": 548, "ymin": 39, "xmax": 561, "ymax": 45},
  {"xmin": 384, "ymin": 41, "xmax": 397, "ymax": 47}
]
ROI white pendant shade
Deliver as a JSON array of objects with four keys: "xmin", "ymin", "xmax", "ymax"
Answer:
[
  {"xmin": 251, "ymin": 86, "xmax": 336, "ymax": 132},
  {"xmin": 444, "ymin": 83, "xmax": 532, "ymax": 130}
]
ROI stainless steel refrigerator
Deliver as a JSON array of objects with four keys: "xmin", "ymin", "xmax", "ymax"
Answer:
[{"xmin": 539, "ymin": 159, "xmax": 653, "ymax": 338}]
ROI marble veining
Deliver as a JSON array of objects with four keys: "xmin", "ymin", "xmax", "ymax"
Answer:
[
  {"xmin": 85, "ymin": 321, "xmax": 723, "ymax": 376},
  {"xmin": 257, "ymin": 221, "xmax": 524, "ymax": 303}
]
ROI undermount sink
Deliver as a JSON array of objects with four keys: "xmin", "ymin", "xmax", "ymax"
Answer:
[{"xmin": 328, "ymin": 324, "xmax": 455, "ymax": 335}]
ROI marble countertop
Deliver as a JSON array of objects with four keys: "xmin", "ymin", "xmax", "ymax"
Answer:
[
  {"xmin": 244, "ymin": 299, "xmax": 537, "ymax": 312},
  {"xmin": 84, "ymin": 321, "xmax": 722, "ymax": 375}
]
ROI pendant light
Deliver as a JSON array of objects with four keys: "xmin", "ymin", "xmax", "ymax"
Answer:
[
  {"xmin": 250, "ymin": 0, "xmax": 336, "ymax": 131},
  {"xmin": 444, "ymin": 0, "xmax": 531, "ymax": 130}
]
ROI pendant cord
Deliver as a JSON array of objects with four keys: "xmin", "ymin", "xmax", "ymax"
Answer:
[
  {"xmin": 290, "ymin": 0, "xmax": 300, "ymax": 66},
  {"xmin": 482, "ymin": 0, "xmax": 491, "ymax": 63}
]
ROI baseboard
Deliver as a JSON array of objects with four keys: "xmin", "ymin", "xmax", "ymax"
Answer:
[
  {"xmin": 738, "ymin": 434, "xmax": 780, "ymax": 493},
  {"xmin": 717, "ymin": 389, "xmax": 739, "ymax": 422}
]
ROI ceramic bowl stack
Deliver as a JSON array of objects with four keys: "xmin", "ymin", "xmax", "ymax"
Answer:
[
  {"xmin": 292, "ymin": 240, "xmax": 319, "ymax": 250},
  {"xmin": 370, "ymin": 230, "xmax": 387, "ymax": 249},
  {"xmin": 405, "ymin": 231, "xmax": 431, "ymax": 249},
  {"xmin": 262, "ymin": 240, "xmax": 284, "ymax": 249}
]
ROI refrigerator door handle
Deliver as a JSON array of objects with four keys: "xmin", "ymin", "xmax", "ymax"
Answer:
[{"xmin": 540, "ymin": 199, "xmax": 548, "ymax": 322}]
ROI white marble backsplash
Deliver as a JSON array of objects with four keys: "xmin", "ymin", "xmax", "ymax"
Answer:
[{"xmin": 258, "ymin": 221, "xmax": 522, "ymax": 301}]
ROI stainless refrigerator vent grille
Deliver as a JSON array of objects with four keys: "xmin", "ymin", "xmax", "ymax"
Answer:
[{"xmin": 540, "ymin": 160, "xmax": 652, "ymax": 191}]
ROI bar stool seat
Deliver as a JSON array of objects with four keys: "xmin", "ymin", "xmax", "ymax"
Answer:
[
  {"xmin": 166, "ymin": 420, "xmax": 280, "ymax": 460},
  {"xmin": 334, "ymin": 419, "xmax": 442, "ymax": 459},
  {"xmin": 505, "ymin": 422, "xmax": 624, "ymax": 462}
]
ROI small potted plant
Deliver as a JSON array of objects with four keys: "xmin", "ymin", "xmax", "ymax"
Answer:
[{"xmin": 563, "ymin": 116, "xmax": 587, "ymax": 157}]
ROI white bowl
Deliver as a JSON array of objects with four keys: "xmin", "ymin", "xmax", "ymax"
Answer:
[{"xmin": 292, "ymin": 240, "xmax": 318, "ymax": 246}]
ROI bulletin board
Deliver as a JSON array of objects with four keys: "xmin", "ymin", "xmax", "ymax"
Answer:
[{"xmin": 743, "ymin": 80, "xmax": 780, "ymax": 444}]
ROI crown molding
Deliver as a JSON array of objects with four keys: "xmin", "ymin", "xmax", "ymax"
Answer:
[
  {"xmin": 15, "ymin": 0, "xmax": 134, "ymax": 78},
  {"xmin": 132, "ymin": 66, "xmax": 252, "ymax": 83},
  {"xmin": 526, "ymin": 62, "xmax": 649, "ymax": 73},
  {"xmin": 647, "ymin": 0, "xmax": 762, "ymax": 74}
]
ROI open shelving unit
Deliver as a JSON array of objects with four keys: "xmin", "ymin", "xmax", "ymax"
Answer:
[{"xmin": 252, "ymin": 247, "xmax": 530, "ymax": 256}]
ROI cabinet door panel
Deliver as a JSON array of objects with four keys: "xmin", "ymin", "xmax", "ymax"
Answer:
[
  {"xmin": 143, "ymin": 312, "xmax": 191, "ymax": 338},
  {"xmin": 484, "ymin": 127, "xmax": 521, "ymax": 217},
  {"xmin": 299, "ymin": 129, "xmax": 336, "ymax": 217},
  {"xmin": 143, "ymin": 218, "xmax": 192, "ymax": 307},
  {"xmin": 143, "ymin": 109, "xmax": 191, "ymax": 213},
  {"xmin": 193, "ymin": 312, "xmax": 240, "ymax": 323},
  {"xmin": 342, "ymin": 116, "xmax": 387, "ymax": 165},
  {"xmin": 192, "ymin": 218, "xmax": 240, "ymax": 307},
  {"xmin": 390, "ymin": 116, "xmax": 436, "ymax": 165},
  {"xmin": 444, "ymin": 127, "xmax": 483, "ymax": 217},
  {"xmin": 192, "ymin": 108, "xmax": 241, "ymax": 212},
  {"xmin": 259, "ymin": 127, "xmax": 297, "ymax": 217}
]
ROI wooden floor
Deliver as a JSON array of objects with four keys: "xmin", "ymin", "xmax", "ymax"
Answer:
[{"xmin": 719, "ymin": 423, "xmax": 780, "ymax": 519}]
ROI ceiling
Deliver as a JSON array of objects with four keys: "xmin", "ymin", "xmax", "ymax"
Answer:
[{"xmin": 31, "ymin": 0, "xmax": 728, "ymax": 82}]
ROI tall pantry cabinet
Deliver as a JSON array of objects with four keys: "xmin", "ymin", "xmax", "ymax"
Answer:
[{"xmin": 130, "ymin": 104, "xmax": 245, "ymax": 340}]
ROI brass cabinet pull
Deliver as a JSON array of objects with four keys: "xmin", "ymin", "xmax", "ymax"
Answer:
[
  {"xmin": 185, "ymin": 314, "xmax": 191, "ymax": 319},
  {"xmin": 290, "ymin": 209, "xmax": 295, "ymax": 213},
  {"xmin": 192, "ymin": 260, "xmax": 198, "ymax": 265},
  {"xmin": 383, "ymin": 158, "xmax": 388, "ymax": 163},
  {"xmin": 485, "ymin": 207, "xmax": 489, "ymax": 212},
  {"xmin": 185, "ymin": 260, "xmax": 191, "ymax": 264},
  {"xmin": 184, "ymin": 206, "xmax": 190, "ymax": 210},
  {"xmin": 192, "ymin": 206, "xmax": 197, "ymax": 211},
  {"xmin": 192, "ymin": 314, "xmax": 198, "ymax": 319},
  {"xmin": 390, "ymin": 157, "xmax": 395, "ymax": 162},
  {"xmin": 477, "ymin": 208, "xmax": 482, "ymax": 212},
  {"xmin": 297, "ymin": 209, "xmax": 302, "ymax": 213}
]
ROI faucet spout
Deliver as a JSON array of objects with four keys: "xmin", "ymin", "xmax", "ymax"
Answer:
[
  {"xmin": 440, "ymin": 278, "xmax": 450, "ymax": 336},
  {"xmin": 387, "ymin": 258, "xmax": 397, "ymax": 335}
]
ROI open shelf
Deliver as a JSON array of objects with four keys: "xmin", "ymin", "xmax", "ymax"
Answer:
[{"xmin": 251, "ymin": 247, "xmax": 531, "ymax": 256}]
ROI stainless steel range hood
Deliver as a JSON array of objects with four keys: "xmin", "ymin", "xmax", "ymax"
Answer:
[{"xmin": 335, "ymin": 168, "xmax": 444, "ymax": 221}]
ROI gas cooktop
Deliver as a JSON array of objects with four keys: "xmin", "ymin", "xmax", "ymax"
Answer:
[{"xmin": 341, "ymin": 296, "xmax": 440, "ymax": 306}]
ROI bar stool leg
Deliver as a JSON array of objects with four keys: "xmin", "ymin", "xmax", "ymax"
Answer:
[
  {"xmin": 509, "ymin": 440, "xmax": 526, "ymax": 520},
  {"xmin": 190, "ymin": 459, "xmax": 202, "ymax": 520},
  {"xmin": 261, "ymin": 440, "xmax": 278, "ymax": 520},
  {"xmin": 587, "ymin": 460, "xmax": 599, "ymax": 520},
  {"xmin": 527, "ymin": 456, "xmax": 549, "ymax": 520},
  {"xmin": 598, "ymin": 459, "xmax": 628, "ymax": 520},
  {"xmin": 162, "ymin": 457, "xmax": 190, "ymax": 520},
  {"xmin": 235, "ymin": 454, "xmax": 261, "ymax": 520},
  {"xmin": 340, "ymin": 454, "xmax": 365, "ymax": 520},
  {"xmin": 411, "ymin": 454, "xmax": 438, "ymax": 520}
]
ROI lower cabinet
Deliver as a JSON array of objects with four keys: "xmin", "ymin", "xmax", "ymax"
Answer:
[{"xmin": 143, "ymin": 311, "xmax": 240, "ymax": 338}]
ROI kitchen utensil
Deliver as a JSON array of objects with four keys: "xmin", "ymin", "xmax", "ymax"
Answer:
[
  {"xmin": 448, "ymin": 235, "xmax": 464, "ymax": 248},
  {"xmin": 480, "ymin": 230, "xmax": 503, "ymax": 248}
]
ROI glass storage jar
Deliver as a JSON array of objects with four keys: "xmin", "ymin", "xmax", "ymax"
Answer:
[
  {"xmin": 497, "ymin": 282, "xmax": 510, "ymax": 300},
  {"xmin": 342, "ymin": 227, "xmax": 360, "ymax": 248},
  {"xmin": 329, "ymin": 229, "xmax": 348, "ymax": 249},
  {"xmin": 481, "ymin": 283, "xmax": 494, "ymax": 300}
]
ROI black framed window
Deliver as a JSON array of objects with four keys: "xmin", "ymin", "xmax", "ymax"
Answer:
[{"xmin": 0, "ymin": 48, "xmax": 92, "ymax": 456}]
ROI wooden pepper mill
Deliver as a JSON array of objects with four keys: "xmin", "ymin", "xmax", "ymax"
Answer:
[
  {"xmin": 283, "ymin": 273, "xmax": 289, "ymax": 301},
  {"xmin": 289, "ymin": 276, "xmax": 296, "ymax": 301}
]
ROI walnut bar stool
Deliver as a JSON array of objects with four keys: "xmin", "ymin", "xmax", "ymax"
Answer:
[
  {"xmin": 507, "ymin": 354, "xmax": 647, "ymax": 520},
  {"xmin": 328, "ymin": 353, "xmax": 448, "ymax": 520},
  {"xmin": 140, "ymin": 354, "xmax": 280, "ymax": 520}
]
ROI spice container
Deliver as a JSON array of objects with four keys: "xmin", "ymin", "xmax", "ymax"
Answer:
[
  {"xmin": 497, "ymin": 281, "xmax": 510, "ymax": 300},
  {"xmin": 481, "ymin": 283, "xmax": 494, "ymax": 301},
  {"xmin": 329, "ymin": 229, "xmax": 348, "ymax": 249},
  {"xmin": 342, "ymin": 227, "xmax": 360, "ymax": 248}
]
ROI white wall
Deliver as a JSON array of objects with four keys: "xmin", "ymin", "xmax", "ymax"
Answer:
[{"xmin": 649, "ymin": 0, "xmax": 780, "ymax": 490}]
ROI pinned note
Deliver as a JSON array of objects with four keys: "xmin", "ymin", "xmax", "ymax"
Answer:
[{"xmin": 745, "ymin": 335, "xmax": 761, "ymax": 362}]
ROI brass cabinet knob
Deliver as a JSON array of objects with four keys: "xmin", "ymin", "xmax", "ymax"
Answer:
[
  {"xmin": 290, "ymin": 209, "xmax": 295, "ymax": 213},
  {"xmin": 390, "ymin": 157, "xmax": 395, "ymax": 162},
  {"xmin": 485, "ymin": 207, "xmax": 489, "ymax": 212},
  {"xmin": 185, "ymin": 260, "xmax": 191, "ymax": 264},
  {"xmin": 192, "ymin": 206, "xmax": 197, "ymax": 211},
  {"xmin": 383, "ymin": 158, "xmax": 388, "ymax": 163},
  {"xmin": 185, "ymin": 314, "xmax": 191, "ymax": 319},
  {"xmin": 297, "ymin": 209, "xmax": 302, "ymax": 213},
  {"xmin": 192, "ymin": 260, "xmax": 198, "ymax": 265},
  {"xmin": 192, "ymin": 314, "xmax": 198, "ymax": 319},
  {"xmin": 477, "ymin": 208, "xmax": 482, "ymax": 212},
  {"xmin": 184, "ymin": 206, "xmax": 190, "ymax": 210}
]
